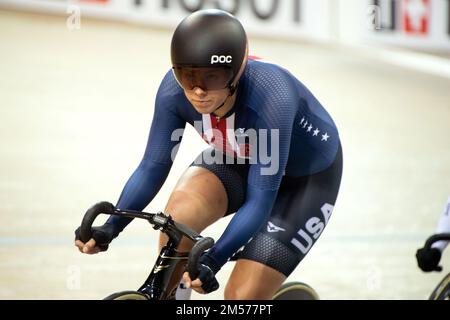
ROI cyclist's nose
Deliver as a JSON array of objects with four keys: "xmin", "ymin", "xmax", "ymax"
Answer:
[{"xmin": 193, "ymin": 86, "xmax": 207, "ymax": 97}]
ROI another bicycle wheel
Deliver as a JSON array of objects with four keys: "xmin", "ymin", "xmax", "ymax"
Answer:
[
  {"xmin": 104, "ymin": 290, "xmax": 150, "ymax": 300},
  {"xmin": 273, "ymin": 281, "xmax": 319, "ymax": 300},
  {"xmin": 429, "ymin": 273, "xmax": 450, "ymax": 300}
]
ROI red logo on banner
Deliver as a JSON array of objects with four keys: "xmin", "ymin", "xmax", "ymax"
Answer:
[
  {"xmin": 402, "ymin": 0, "xmax": 430, "ymax": 34},
  {"xmin": 79, "ymin": 0, "xmax": 110, "ymax": 3}
]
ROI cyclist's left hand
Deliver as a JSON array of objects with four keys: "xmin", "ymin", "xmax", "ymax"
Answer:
[
  {"xmin": 183, "ymin": 255, "xmax": 220, "ymax": 294},
  {"xmin": 182, "ymin": 271, "xmax": 205, "ymax": 294}
]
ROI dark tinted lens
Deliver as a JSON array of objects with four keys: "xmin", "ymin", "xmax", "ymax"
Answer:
[{"xmin": 173, "ymin": 67, "xmax": 233, "ymax": 90}]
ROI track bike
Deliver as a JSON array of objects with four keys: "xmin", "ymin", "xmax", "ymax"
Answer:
[{"xmin": 79, "ymin": 201, "xmax": 319, "ymax": 300}]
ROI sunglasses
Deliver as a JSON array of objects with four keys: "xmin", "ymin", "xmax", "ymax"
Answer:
[{"xmin": 173, "ymin": 67, "xmax": 234, "ymax": 91}]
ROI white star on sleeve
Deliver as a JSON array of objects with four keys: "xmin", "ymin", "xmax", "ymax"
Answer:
[
  {"xmin": 321, "ymin": 132, "xmax": 330, "ymax": 141},
  {"xmin": 307, "ymin": 124, "xmax": 313, "ymax": 132},
  {"xmin": 313, "ymin": 128, "xmax": 320, "ymax": 136}
]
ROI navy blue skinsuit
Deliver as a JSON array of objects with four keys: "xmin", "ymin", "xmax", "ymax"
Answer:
[{"xmin": 107, "ymin": 58, "xmax": 341, "ymax": 273}]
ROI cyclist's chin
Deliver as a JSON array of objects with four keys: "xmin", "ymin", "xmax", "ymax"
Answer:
[{"xmin": 191, "ymin": 100, "xmax": 216, "ymax": 114}]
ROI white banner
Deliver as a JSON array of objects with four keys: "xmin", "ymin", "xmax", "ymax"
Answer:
[
  {"xmin": 1, "ymin": 0, "xmax": 449, "ymax": 51},
  {"xmin": 0, "ymin": 0, "xmax": 332, "ymax": 41}
]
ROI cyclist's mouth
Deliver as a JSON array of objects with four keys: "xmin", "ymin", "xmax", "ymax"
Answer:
[{"xmin": 193, "ymin": 100, "xmax": 211, "ymax": 107}]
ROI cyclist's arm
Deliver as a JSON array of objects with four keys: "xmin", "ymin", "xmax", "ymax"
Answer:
[{"xmin": 106, "ymin": 76, "xmax": 186, "ymax": 234}]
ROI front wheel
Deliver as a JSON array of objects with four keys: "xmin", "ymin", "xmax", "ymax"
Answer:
[
  {"xmin": 104, "ymin": 290, "xmax": 150, "ymax": 300},
  {"xmin": 429, "ymin": 273, "xmax": 450, "ymax": 300},
  {"xmin": 273, "ymin": 282, "xmax": 319, "ymax": 300}
]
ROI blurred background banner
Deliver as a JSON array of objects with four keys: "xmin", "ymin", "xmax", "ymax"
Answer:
[
  {"xmin": 0, "ymin": 0, "xmax": 449, "ymax": 50},
  {"xmin": 0, "ymin": 0, "xmax": 332, "ymax": 40},
  {"xmin": 359, "ymin": 0, "xmax": 450, "ymax": 51}
]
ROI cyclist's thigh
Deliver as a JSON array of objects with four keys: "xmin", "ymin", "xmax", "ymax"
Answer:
[
  {"xmin": 189, "ymin": 147, "xmax": 249, "ymax": 216},
  {"xmin": 165, "ymin": 167, "xmax": 226, "ymax": 232},
  {"xmin": 236, "ymin": 144, "xmax": 343, "ymax": 278},
  {"xmin": 166, "ymin": 148, "xmax": 248, "ymax": 230}
]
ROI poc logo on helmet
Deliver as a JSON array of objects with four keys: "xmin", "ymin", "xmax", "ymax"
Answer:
[{"xmin": 211, "ymin": 55, "xmax": 232, "ymax": 64}]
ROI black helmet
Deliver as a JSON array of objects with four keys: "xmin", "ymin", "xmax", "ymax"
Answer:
[{"xmin": 171, "ymin": 9, "xmax": 248, "ymax": 93}]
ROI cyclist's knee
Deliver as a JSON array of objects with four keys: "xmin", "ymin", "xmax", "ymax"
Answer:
[
  {"xmin": 224, "ymin": 259, "xmax": 286, "ymax": 300},
  {"xmin": 166, "ymin": 190, "xmax": 204, "ymax": 218},
  {"xmin": 224, "ymin": 281, "xmax": 272, "ymax": 300},
  {"xmin": 224, "ymin": 282, "xmax": 246, "ymax": 300},
  {"xmin": 160, "ymin": 168, "xmax": 228, "ymax": 252}
]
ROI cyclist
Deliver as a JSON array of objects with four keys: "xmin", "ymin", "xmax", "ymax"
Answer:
[
  {"xmin": 75, "ymin": 9, "xmax": 343, "ymax": 299},
  {"xmin": 416, "ymin": 196, "xmax": 450, "ymax": 272}
]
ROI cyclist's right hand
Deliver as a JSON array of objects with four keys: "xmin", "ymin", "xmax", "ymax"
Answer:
[
  {"xmin": 416, "ymin": 247, "xmax": 442, "ymax": 272},
  {"xmin": 74, "ymin": 223, "xmax": 117, "ymax": 255}
]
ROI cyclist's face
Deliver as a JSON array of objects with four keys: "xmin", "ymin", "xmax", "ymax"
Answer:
[
  {"xmin": 174, "ymin": 67, "xmax": 233, "ymax": 114},
  {"xmin": 183, "ymin": 86, "xmax": 230, "ymax": 114}
]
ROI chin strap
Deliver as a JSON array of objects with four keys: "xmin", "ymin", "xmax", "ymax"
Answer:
[{"xmin": 212, "ymin": 83, "xmax": 237, "ymax": 116}]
